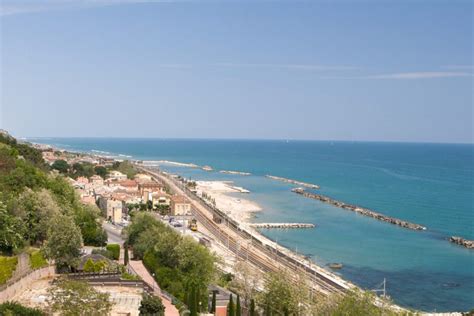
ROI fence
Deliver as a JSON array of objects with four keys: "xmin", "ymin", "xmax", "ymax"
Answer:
[{"xmin": 0, "ymin": 265, "xmax": 56, "ymax": 303}]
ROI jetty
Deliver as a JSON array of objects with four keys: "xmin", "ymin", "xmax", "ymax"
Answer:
[
  {"xmin": 292, "ymin": 188, "xmax": 426, "ymax": 231},
  {"xmin": 449, "ymin": 236, "xmax": 474, "ymax": 249},
  {"xmin": 220, "ymin": 170, "xmax": 251, "ymax": 176},
  {"xmin": 266, "ymin": 175, "xmax": 320, "ymax": 189},
  {"xmin": 202, "ymin": 165, "xmax": 213, "ymax": 171},
  {"xmin": 249, "ymin": 223, "xmax": 316, "ymax": 229}
]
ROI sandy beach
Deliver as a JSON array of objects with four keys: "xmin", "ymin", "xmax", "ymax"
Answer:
[{"xmin": 195, "ymin": 181, "xmax": 261, "ymax": 222}]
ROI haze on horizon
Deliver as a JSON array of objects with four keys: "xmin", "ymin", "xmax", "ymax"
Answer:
[{"xmin": 0, "ymin": 0, "xmax": 472, "ymax": 143}]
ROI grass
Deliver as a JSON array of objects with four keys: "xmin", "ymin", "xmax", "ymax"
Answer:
[
  {"xmin": 29, "ymin": 250, "xmax": 48, "ymax": 270},
  {"xmin": 0, "ymin": 256, "xmax": 18, "ymax": 284}
]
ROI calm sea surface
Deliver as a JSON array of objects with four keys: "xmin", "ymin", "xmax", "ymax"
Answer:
[{"xmin": 30, "ymin": 138, "xmax": 474, "ymax": 312}]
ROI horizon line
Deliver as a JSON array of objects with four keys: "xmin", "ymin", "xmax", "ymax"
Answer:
[{"xmin": 21, "ymin": 135, "xmax": 474, "ymax": 146}]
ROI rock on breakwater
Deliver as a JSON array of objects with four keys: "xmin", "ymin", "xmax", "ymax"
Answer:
[
  {"xmin": 449, "ymin": 236, "xmax": 474, "ymax": 249},
  {"xmin": 266, "ymin": 175, "xmax": 320, "ymax": 189},
  {"xmin": 250, "ymin": 223, "xmax": 316, "ymax": 229},
  {"xmin": 219, "ymin": 170, "xmax": 251, "ymax": 176},
  {"xmin": 291, "ymin": 188, "xmax": 427, "ymax": 231}
]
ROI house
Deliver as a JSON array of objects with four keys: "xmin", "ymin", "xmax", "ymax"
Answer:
[
  {"xmin": 108, "ymin": 170, "xmax": 127, "ymax": 181},
  {"xmin": 152, "ymin": 192, "xmax": 170, "ymax": 206},
  {"xmin": 76, "ymin": 176, "xmax": 90, "ymax": 185},
  {"xmin": 170, "ymin": 195, "xmax": 191, "ymax": 216},
  {"xmin": 139, "ymin": 181, "xmax": 165, "ymax": 194},
  {"xmin": 134, "ymin": 173, "xmax": 153, "ymax": 183},
  {"xmin": 106, "ymin": 199, "xmax": 124, "ymax": 223},
  {"xmin": 90, "ymin": 175, "xmax": 104, "ymax": 186},
  {"xmin": 117, "ymin": 179, "xmax": 139, "ymax": 193}
]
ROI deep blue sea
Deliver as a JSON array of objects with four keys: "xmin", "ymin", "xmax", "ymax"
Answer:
[{"xmin": 29, "ymin": 138, "xmax": 473, "ymax": 312}]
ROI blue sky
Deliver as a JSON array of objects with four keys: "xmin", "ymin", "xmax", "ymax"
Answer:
[{"xmin": 1, "ymin": 0, "xmax": 472, "ymax": 142}]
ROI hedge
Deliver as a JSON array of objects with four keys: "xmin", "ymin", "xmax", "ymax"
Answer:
[{"xmin": 106, "ymin": 244, "xmax": 120, "ymax": 260}]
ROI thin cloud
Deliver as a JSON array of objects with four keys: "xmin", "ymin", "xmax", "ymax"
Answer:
[
  {"xmin": 212, "ymin": 63, "xmax": 358, "ymax": 71},
  {"xmin": 0, "ymin": 0, "xmax": 169, "ymax": 16},
  {"xmin": 366, "ymin": 72, "xmax": 473, "ymax": 80},
  {"xmin": 442, "ymin": 65, "xmax": 474, "ymax": 71}
]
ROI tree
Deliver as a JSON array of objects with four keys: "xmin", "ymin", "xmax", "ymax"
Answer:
[
  {"xmin": 231, "ymin": 260, "xmax": 260, "ymax": 306},
  {"xmin": 94, "ymin": 166, "xmax": 107, "ymax": 179},
  {"xmin": 48, "ymin": 279, "xmax": 112, "ymax": 316},
  {"xmin": 139, "ymin": 294, "xmax": 165, "ymax": 316},
  {"xmin": 51, "ymin": 160, "xmax": 69, "ymax": 174},
  {"xmin": 123, "ymin": 242, "xmax": 129, "ymax": 265},
  {"xmin": 236, "ymin": 294, "xmax": 241, "ymax": 316},
  {"xmin": 227, "ymin": 294, "xmax": 235, "ymax": 316},
  {"xmin": 13, "ymin": 189, "xmax": 61, "ymax": 245},
  {"xmin": 146, "ymin": 199, "xmax": 153, "ymax": 211},
  {"xmin": 249, "ymin": 299, "xmax": 256, "ymax": 316},
  {"xmin": 43, "ymin": 214, "xmax": 83, "ymax": 271},
  {"xmin": 0, "ymin": 201, "xmax": 25, "ymax": 252},
  {"xmin": 189, "ymin": 286, "xmax": 197, "ymax": 316},
  {"xmin": 210, "ymin": 290, "xmax": 217, "ymax": 313}
]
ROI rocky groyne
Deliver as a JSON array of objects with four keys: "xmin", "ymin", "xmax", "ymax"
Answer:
[
  {"xmin": 449, "ymin": 236, "xmax": 474, "ymax": 249},
  {"xmin": 266, "ymin": 175, "xmax": 320, "ymax": 189},
  {"xmin": 250, "ymin": 223, "xmax": 316, "ymax": 229},
  {"xmin": 220, "ymin": 170, "xmax": 251, "ymax": 176},
  {"xmin": 292, "ymin": 188, "xmax": 426, "ymax": 231}
]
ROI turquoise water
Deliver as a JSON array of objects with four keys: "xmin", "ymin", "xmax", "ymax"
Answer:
[{"xmin": 31, "ymin": 138, "xmax": 474, "ymax": 312}]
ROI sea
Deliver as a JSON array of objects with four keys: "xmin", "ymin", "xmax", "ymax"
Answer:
[{"xmin": 28, "ymin": 138, "xmax": 474, "ymax": 312}]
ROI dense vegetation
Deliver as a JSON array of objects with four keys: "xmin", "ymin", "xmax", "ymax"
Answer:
[
  {"xmin": 0, "ymin": 301, "xmax": 45, "ymax": 316},
  {"xmin": 139, "ymin": 294, "xmax": 165, "ymax": 316},
  {"xmin": 0, "ymin": 256, "xmax": 18, "ymax": 284},
  {"xmin": 125, "ymin": 212, "xmax": 216, "ymax": 310},
  {"xmin": 0, "ymin": 134, "xmax": 106, "ymax": 271}
]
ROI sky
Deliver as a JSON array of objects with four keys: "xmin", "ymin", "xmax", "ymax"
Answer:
[{"xmin": 0, "ymin": 0, "xmax": 472, "ymax": 143}]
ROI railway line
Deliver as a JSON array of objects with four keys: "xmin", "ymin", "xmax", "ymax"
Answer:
[{"xmin": 140, "ymin": 166, "xmax": 350, "ymax": 295}]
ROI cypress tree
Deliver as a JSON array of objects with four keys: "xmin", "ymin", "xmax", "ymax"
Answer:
[
  {"xmin": 210, "ymin": 290, "xmax": 217, "ymax": 313},
  {"xmin": 236, "ymin": 294, "xmax": 241, "ymax": 316},
  {"xmin": 189, "ymin": 286, "xmax": 197, "ymax": 316},
  {"xmin": 249, "ymin": 299, "xmax": 256, "ymax": 316},
  {"xmin": 123, "ymin": 242, "xmax": 129, "ymax": 265},
  {"xmin": 227, "ymin": 294, "xmax": 235, "ymax": 316}
]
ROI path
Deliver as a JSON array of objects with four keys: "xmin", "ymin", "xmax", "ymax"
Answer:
[{"xmin": 102, "ymin": 222, "xmax": 180, "ymax": 316}]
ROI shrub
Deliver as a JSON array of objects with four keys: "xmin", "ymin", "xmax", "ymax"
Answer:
[
  {"xmin": 91, "ymin": 248, "xmax": 115, "ymax": 260},
  {"xmin": 0, "ymin": 301, "xmax": 45, "ymax": 316},
  {"xmin": 106, "ymin": 244, "xmax": 120, "ymax": 260},
  {"xmin": 0, "ymin": 256, "xmax": 18, "ymax": 284},
  {"xmin": 139, "ymin": 294, "xmax": 165, "ymax": 316}
]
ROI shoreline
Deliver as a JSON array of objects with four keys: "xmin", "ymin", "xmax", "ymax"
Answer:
[{"xmin": 28, "ymin": 140, "xmax": 471, "ymax": 313}]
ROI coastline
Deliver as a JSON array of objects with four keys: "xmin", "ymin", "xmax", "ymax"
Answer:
[
  {"xmin": 195, "ymin": 181, "xmax": 261, "ymax": 222},
  {"xmin": 25, "ymin": 139, "xmax": 473, "ymax": 313}
]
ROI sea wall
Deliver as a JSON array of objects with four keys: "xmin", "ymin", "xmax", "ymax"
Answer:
[
  {"xmin": 219, "ymin": 170, "xmax": 251, "ymax": 176},
  {"xmin": 449, "ymin": 236, "xmax": 474, "ymax": 249},
  {"xmin": 292, "ymin": 188, "xmax": 426, "ymax": 231},
  {"xmin": 266, "ymin": 175, "xmax": 320, "ymax": 189}
]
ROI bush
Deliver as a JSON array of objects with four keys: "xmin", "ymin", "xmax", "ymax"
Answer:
[
  {"xmin": 29, "ymin": 250, "xmax": 48, "ymax": 269},
  {"xmin": 91, "ymin": 248, "xmax": 115, "ymax": 260},
  {"xmin": 0, "ymin": 256, "xmax": 18, "ymax": 284},
  {"xmin": 106, "ymin": 244, "xmax": 120, "ymax": 260},
  {"xmin": 139, "ymin": 294, "xmax": 165, "ymax": 316},
  {"xmin": 0, "ymin": 301, "xmax": 45, "ymax": 316}
]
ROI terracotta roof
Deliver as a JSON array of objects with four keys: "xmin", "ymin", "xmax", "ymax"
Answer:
[
  {"xmin": 171, "ymin": 195, "xmax": 188, "ymax": 203},
  {"xmin": 118, "ymin": 179, "xmax": 138, "ymax": 187}
]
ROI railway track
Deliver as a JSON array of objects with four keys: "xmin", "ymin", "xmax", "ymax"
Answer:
[{"xmin": 141, "ymin": 167, "xmax": 349, "ymax": 295}]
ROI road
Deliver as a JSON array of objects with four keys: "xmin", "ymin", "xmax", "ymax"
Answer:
[{"xmin": 141, "ymin": 166, "xmax": 351, "ymax": 296}]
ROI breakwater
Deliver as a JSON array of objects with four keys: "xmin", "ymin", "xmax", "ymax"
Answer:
[
  {"xmin": 250, "ymin": 223, "xmax": 316, "ymax": 229},
  {"xmin": 449, "ymin": 236, "xmax": 474, "ymax": 249},
  {"xmin": 266, "ymin": 175, "xmax": 320, "ymax": 189},
  {"xmin": 292, "ymin": 188, "xmax": 426, "ymax": 231},
  {"xmin": 220, "ymin": 170, "xmax": 251, "ymax": 176}
]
